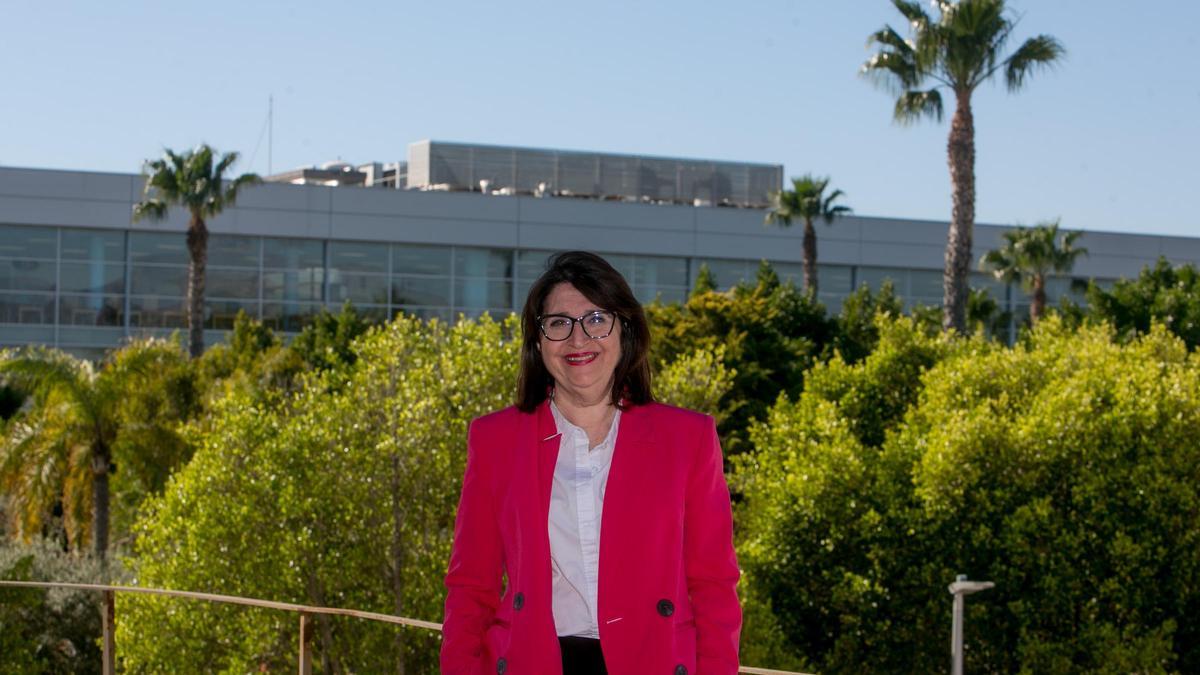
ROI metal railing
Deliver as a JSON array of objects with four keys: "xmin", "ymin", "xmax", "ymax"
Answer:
[{"xmin": 0, "ymin": 579, "xmax": 811, "ymax": 674}]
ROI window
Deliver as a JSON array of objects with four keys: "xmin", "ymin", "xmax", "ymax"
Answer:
[
  {"xmin": 0, "ymin": 225, "xmax": 56, "ymax": 259},
  {"xmin": 0, "ymin": 259, "xmax": 56, "ymax": 292},
  {"xmin": 209, "ymin": 235, "xmax": 260, "ymax": 268},
  {"xmin": 61, "ymin": 229, "xmax": 124, "ymax": 263},
  {"xmin": 60, "ymin": 262, "xmax": 123, "ymax": 294},
  {"xmin": 130, "ymin": 232, "xmax": 187, "ymax": 265},
  {"xmin": 59, "ymin": 295, "xmax": 123, "ymax": 327}
]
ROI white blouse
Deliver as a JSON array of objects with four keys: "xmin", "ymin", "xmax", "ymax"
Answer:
[{"xmin": 547, "ymin": 400, "xmax": 621, "ymax": 638}]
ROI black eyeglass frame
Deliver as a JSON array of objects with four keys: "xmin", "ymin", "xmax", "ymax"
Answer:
[{"xmin": 535, "ymin": 310, "xmax": 619, "ymax": 341}]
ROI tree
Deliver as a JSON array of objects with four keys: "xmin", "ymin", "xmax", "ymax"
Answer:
[
  {"xmin": 1086, "ymin": 258, "xmax": 1200, "ymax": 350},
  {"xmin": 0, "ymin": 340, "xmax": 193, "ymax": 563},
  {"xmin": 647, "ymin": 263, "xmax": 837, "ymax": 455},
  {"xmin": 980, "ymin": 219, "xmax": 1087, "ymax": 323},
  {"xmin": 863, "ymin": 0, "xmax": 1065, "ymax": 333},
  {"xmin": 765, "ymin": 174, "xmax": 851, "ymax": 295},
  {"xmin": 737, "ymin": 317, "xmax": 1200, "ymax": 672},
  {"xmin": 133, "ymin": 145, "xmax": 261, "ymax": 358}
]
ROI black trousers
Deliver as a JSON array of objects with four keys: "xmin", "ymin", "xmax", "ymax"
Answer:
[{"xmin": 559, "ymin": 635, "xmax": 607, "ymax": 675}]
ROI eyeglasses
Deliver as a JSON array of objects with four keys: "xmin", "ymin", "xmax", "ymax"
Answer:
[{"xmin": 536, "ymin": 310, "xmax": 617, "ymax": 341}]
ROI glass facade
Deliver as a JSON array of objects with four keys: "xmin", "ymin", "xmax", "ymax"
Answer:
[{"xmin": 0, "ymin": 224, "xmax": 1100, "ymax": 355}]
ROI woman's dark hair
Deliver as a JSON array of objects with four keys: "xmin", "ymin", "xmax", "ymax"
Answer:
[{"xmin": 517, "ymin": 251, "xmax": 653, "ymax": 412}]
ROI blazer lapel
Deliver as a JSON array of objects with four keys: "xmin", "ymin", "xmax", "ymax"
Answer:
[
  {"xmin": 598, "ymin": 403, "xmax": 654, "ymax": 571},
  {"xmin": 536, "ymin": 399, "xmax": 561, "ymax": 521}
]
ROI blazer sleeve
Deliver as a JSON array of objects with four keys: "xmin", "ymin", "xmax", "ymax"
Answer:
[
  {"xmin": 441, "ymin": 418, "xmax": 504, "ymax": 675},
  {"xmin": 685, "ymin": 415, "xmax": 742, "ymax": 674}
]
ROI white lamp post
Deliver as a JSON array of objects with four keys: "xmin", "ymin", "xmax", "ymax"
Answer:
[{"xmin": 949, "ymin": 574, "xmax": 994, "ymax": 675}]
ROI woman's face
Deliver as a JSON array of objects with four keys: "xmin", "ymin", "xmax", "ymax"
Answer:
[{"xmin": 539, "ymin": 282, "xmax": 622, "ymax": 404}]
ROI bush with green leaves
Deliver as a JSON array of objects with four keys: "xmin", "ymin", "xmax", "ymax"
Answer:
[
  {"xmin": 738, "ymin": 316, "xmax": 1200, "ymax": 673},
  {"xmin": 0, "ymin": 537, "xmax": 130, "ymax": 674},
  {"xmin": 647, "ymin": 262, "xmax": 836, "ymax": 455},
  {"xmin": 118, "ymin": 315, "xmax": 518, "ymax": 672},
  {"xmin": 1086, "ymin": 258, "xmax": 1200, "ymax": 350}
]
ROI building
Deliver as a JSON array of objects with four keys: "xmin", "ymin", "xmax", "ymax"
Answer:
[{"xmin": 2, "ymin": 141, "xmax": 1198, "ymax": 358}]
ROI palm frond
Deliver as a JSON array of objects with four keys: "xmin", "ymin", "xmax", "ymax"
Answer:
[
  {"xmin": 767, "ymin": 174, "xmax": 850, "ymax": 228},
  {"xmin": 892, "ymin": 0, "xmax": 931, "ymax": 29},
  {"xmin": 861, "ymin": 46, "xmax": 922, "ymax": 92},
  {"xmin": 131, "ymin": 199, "xmax": 167, "ymax": 223},
  {"xmin": 894, "ymin": 88, "xmax": 944, "ymax": 124},
  {"xmin": 1004, "ymin": 34, "xmax": 1065, "ymax": 91}
]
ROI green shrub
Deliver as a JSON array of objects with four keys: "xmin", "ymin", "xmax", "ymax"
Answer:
[
  {"xmin": 738, "ymin": 316, "xmax": 1200, "ymax": 673},
  {"xmin": 0, "ymin": 537, "xmax": 129, "ymax": 674}
]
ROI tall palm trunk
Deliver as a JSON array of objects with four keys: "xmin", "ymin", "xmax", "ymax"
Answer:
[
  {"xmin": 1030, "ymin": 275, "xmax": 1046, "ymax": 324},
  {"xmin": 186, "ymin": 214, "xmax": 208, "ymax": 358},
  {"xmin": 802, "ymin": 217, "xmax": 819, "ymax": 296},
  {"xmin": 944, "ymin": 92, "xmax": 976, "ymax": 333},
  {"xmin": 91, "ymin": 443, "xmax": 110, "ymax": 565}
]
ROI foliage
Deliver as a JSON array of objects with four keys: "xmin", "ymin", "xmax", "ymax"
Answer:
[
  {"xmin": 738, "ymin": 316, "xmax": 1200, "ymax": 672},
  {"xmin": 133, "ymin": 144, "xmax": 261, "ymax": 357},
  {"xmin": 653, "ymin": 345, "xmax": 735, "ymax": 425},
  {"xmin": 287, "ymin": 301, "xmax": 377, "ymax": 372},
  {"xmin": 862, "ymin": 0, "xmax": 1065, "ymax": 124},
  {"xmin": 765, "ymin": 174, "xmax": 851, "ymax": 294},
  {"xmin": 132, "ymin": 145, "xmax": 260, "ymax": 224},
  {"xmin": 830, "ymin": 280, "xmax": 904, "ymax": 363},
  {"xmin": 981, "ymin": 220, "xmax": 1087, "ymax": 322},
  {"xmin": 0, "ymin": 382, "xmax": 24, "ymax": 420},
  {"xmin": 967, "ymin": 286, "xmax": 1012, "ymax": 339},
  {"xmin": 0, "ymin": 537, "xmax": 130, "ymax": 674},
  {"xmin": 1085, "ymin": 258, "xmax": 1200, "ymax": 350},
  {"xmin": 119, "ymin": 315, "xmax": 517, "ymax": 672},
  {"xmin": 0, "ymin": 339, "xmax": 194, "ymax": 557},
  {"xmin": 862, "ymin": 0, "xmax": 1065, "ymax": 332},
  {"xmin": 647, "ymin": 264, "xmax": 837, "ymax": 454}
]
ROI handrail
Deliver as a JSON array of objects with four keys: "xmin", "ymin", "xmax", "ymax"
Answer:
[
  {"xmin": 0, "ymin": 579, "xmax": 814, "ymax": 674},
  {"xmin": 0, "ymin": 580, "xmax": 442, "ymax": 630}
]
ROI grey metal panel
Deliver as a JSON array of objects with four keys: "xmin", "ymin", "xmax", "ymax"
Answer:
[
  {"xmin": 694, "ymin": 233, "xmax": 793, "ymax": 262},
  {"xmin": 235, "ymin": 181, "xmax": 330, "ymax": 212},
  {"xmin": 1075, "ymin": 230, "xmax": 1161, "ymax": 258},
  {"xmin": 973, "ymin": 225, "xmax": 1011, "ymax": 252},
  {"xmin": 1075, "ymin": 254, "xmax": 1150, "ymax": 279},
  {"xmin": 695, "ymin": 207, "xmax": 769, "ymax": 234},
  {"xmin": 0, "ymin": 195, "xmax": 137, "ymax": 229},
  {"xmin": 410, "ymin": 141, "xmax": 781, "ymax": 207},
  {"xmin": 1157, "ymin": 236, "xmax": 1200, "ymax": 260},
  {"xmin": 519, "ymin": 222, "xmax": 694, "ymax": 258},
  {"xmin": 519, "ymin": 196, "xmax": 695, "ymax": 231},
  {"xmin": 332, "ymin": 189, "xmax": 519, "ymax": 221},
  {"xmin": 212, "ymin": 205, "xmax": 331, "ymax": 239},
  {"xmin": 859, "ymin": 217, "xmax": 946, "ymax": 245},
  {"xmin": 859, "ymin": 241, "xmax": 945, "ymax": 268},
  {"xmin": 813, "ymin": 239, "xmax": 863, "ymax": 266},
  {"xmin": 0, "ymin": 167, "xmax": 134, "ymax": 201},
  {"xmin": 332, "ymin": 214, "xmax": 519, "ymax": 248}
]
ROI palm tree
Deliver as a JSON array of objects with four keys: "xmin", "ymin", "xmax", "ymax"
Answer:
[
  {"xmin": 980, "ymin": 219, "xmax": 1087, "ymax": 323},
  {"xmin": 765, "ymin": 174, "xmax": 851, "ymax": 295},
  {"xmin": 133, "ymin": 146, "xmax": 260, "ymax": 357},
  {"xmin": 0, "ymin": 340, "xmax": 189, "ymax": 563},
  {"xmin": 863, "ymin": 0, "xmax": 1064, "ymax": 333}
]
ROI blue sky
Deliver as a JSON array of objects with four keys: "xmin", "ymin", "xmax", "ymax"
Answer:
[{"xmin": 2, "ymin": 1, "xmax": 1197, "ymax": 237}]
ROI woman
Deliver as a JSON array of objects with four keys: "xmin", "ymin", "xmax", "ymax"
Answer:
[{"xmin": 441, "ymin": 251, "xmax": 741, "ymax": 675}]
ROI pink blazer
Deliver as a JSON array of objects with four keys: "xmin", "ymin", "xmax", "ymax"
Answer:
[{"xmin": 441, "ymin": 400, "xmax": 741, "ymax": 675}]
